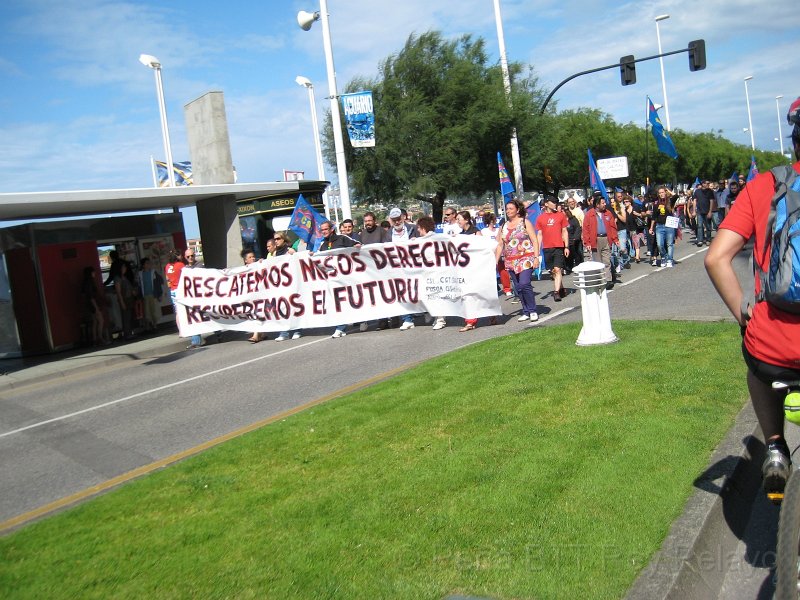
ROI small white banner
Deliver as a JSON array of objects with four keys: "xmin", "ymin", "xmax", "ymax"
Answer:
[
  {"xmin": 665, "ymin": 216, "xmax": 680, "ymax": 229},
  {"xmin": 175, "ymin": 235, "xmax": 501, "ymax": 335},
  {"xmin": 596, "ymin": 156, "xmax": 629, "ymax": 180}
]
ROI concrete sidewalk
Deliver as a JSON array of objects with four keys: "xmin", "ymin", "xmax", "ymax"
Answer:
[{"xmin": 0, "ymin": 328, "xmax": 189, "ymax": 393}]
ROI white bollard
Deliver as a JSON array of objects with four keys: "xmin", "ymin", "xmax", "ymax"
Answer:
[{"xmin": 572, "ymin": 261, "xmax": 618, "ymax": 346}]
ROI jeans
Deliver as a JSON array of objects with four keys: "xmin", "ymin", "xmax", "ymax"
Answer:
[
  {"xmin": 508, "ymin": 268, "xmax": 537, "ymax": 316},
  {"xmin": 617, "ymin": 229, "xmax": 630, "ymax": 267},
  {"xmin": 655, "ymin": 224, "xmax": 675, "ymax": 263},
  {"xmin": 696, "ymin": 213, "xmax": 713, "ymax": 244}
]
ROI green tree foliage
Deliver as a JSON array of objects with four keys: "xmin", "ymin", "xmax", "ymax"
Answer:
[
  {"xmin": 324, "ymin": 30, "xmax": 789, "ymax": 210},
  {"xmin": 323, "ymin": 31, "xmax": 539, "ymax": 221}
]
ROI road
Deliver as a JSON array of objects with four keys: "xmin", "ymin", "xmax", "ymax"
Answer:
[{"xmin": 0, "ymin": 236, "xmax": 748, "ymax": 533}]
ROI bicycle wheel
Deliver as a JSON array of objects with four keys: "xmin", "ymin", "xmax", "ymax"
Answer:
[{"xmin": 776, "ymin": 471, "xmax": 800, "ymax": 599}]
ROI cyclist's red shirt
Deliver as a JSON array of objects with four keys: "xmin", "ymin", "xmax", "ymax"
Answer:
[{"xmin": 721, "ymin": 161, "xmax": 800, "ymax": 369}]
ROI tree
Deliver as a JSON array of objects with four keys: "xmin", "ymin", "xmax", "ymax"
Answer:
[{"xmin": 323, "ymin": 31, "xmax": 540, "ymax": 222}]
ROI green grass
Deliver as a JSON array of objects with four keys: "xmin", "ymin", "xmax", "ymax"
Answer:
[{"xmin": 0, "ymin": 321, "xmax": 747, "ymax": 599}]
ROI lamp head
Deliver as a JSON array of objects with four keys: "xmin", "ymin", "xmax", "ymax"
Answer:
[
  {"xmin": 744, "ymin": 75, "xmax": 753, "ymax": 82},
  {"xmin": 139, "ymin": 54, "xmax": 161, "ymax": 69},
  {"xmin": 295, "ymin": 76, "xmax": 313, "ymax": 88},
  {"xmin": 655, "ymin": 14, "xmax": 670, "ymax": 21},
  {"xmin": 297, "ymin": 10, "xmax": 320, "ymax": 31}
]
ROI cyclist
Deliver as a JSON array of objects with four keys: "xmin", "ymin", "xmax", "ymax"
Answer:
[{"xmin": 705, "ymin": 96, "xmax": 800, "ymax": 499}]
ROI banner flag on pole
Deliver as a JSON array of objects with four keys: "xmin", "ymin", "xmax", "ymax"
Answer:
[
  {"xmin": 587, "ymin": 149, "xmax": 609, "ymax": 204},
  {"xmin": 693, "ymin": 177, "xmax": 701, "ymax": 188},
  {"xmin": 288, "ymin": 194, "xmax": 327, "ymax": 251},
  {"xmin": 498, "ymin": 152, "xmax": 515, "ymax": 200},
  {"xmin": 341, "ymin": 91, "xmax": 375, "ymax": 148},
  {"xmin": 648, "ymin": 97, "xmax": 678, "ymax": 159},
  {"xmin": 729, "ymin": 171, "xmax": 738, "ymax": 182},
  {"xmin": 154, "ymin": 160, "xmax": 193, "ymax": 186},
  {"xmin": 746, "ymin": 156, "xmax": 759, "ymax": 182}
]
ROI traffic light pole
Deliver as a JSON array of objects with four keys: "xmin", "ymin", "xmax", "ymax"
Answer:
[{"xmin": 539, "ymin": 47, "xmax": 692, "ymax": 115}]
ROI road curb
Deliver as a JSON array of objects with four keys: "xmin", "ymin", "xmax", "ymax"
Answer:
[{"xmin": 625, "ymin": 402, "xmax": 763, "ymax": 600}]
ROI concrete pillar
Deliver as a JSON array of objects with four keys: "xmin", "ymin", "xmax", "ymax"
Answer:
[
  {"xmin": 196, "ymin": 194, "xmax": 241, "ymax": 269},
  {"xmin": 184, "ymin": 91, "xmax": 239, "ymax": 268}
]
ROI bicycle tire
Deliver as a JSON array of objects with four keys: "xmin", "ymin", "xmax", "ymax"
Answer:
[{"xmin": 775, "ymin": 471, "xmax": 800, "ymax": 599}]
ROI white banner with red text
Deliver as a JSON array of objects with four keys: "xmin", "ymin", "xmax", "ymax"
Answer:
[{"xmin": 175, "ymin": 235, "xmax": 502, "ymax": 336}]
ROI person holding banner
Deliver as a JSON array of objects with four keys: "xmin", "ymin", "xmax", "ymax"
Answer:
[
  {"xmin": 648, "ymin": 185, "xmax": 677, "ymax": 268},
  {"xmin": 457, "ymin": 211, "xmax": 483, "ymax": 332},
  {"xmin": 496, "ymin": 199, "xmax": 540, "ymax": 323},
  {"xmin": 317, "ymin": 221, "xmax": 359, "ymax": 338}
]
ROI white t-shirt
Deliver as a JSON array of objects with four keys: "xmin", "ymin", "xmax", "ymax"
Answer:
[{"xmin": 440, "ymin": 221, "xmax": 461, "ymax": 237}]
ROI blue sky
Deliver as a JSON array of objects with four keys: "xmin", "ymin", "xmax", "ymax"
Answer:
[{"xmin": 0, "ymin": 0, "xmax": 797, "ymax": 237}]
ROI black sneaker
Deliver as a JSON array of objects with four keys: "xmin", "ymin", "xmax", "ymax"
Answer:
[{"xmin": 763, "ymin": 438, "xmax": 792, "ymax": 503}]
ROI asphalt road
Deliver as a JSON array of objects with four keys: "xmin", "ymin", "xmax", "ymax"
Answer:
[{"xmin": 0, "ymin": 233, "xmax": 749, "ymax": 530}]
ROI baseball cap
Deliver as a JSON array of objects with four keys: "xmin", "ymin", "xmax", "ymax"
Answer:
[
  {"xmin": 388, "ymin": 207, "xmax": 402, "ymax": 219},
  {"xmin": 544, "ymin": 195, "xmax": 557, "ymax": 205}
]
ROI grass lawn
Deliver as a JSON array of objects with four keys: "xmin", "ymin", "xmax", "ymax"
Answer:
[{"xmin": 0, "ymin": 321, "xmax": 748, "ymax": 599}]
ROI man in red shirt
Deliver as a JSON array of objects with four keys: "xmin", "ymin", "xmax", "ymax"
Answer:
[
  {"xmin": 706, "ymin": 96, "xmax": 800, "ymax": 500},
  {"xmin": 536, "ymin": 196, "xmax": 570, "ymax": 301}
]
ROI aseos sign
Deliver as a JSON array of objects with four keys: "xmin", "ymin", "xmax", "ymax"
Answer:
[{"xmin": 596, "ymin": 156, "xmax": 629, "ymax": 180}]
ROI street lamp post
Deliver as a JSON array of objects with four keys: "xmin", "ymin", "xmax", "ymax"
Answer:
[
  {"xmin": 776, "ymin": 94, "xmax": 785, "ymax": 157},
  {"xmin": 139, "ymin": 54, "xmax": 176, "ymax": 187},
  {"xmin": 493, "ymin": 0, "xmax": 523, "ymax": 196},
  {"xmin": 295, "ymin": 76, "xmax": 331, "ymax": 220},
  {"xmin": 297, "ymin": 2, "xmax": 352, "ymax": 221},
  {"xmin": 744, "ymin": 76, "xmax": 755, "ymax": 151},
  {"xmin": 655, "ymin": 14, "xmax": 671, "ymax": 131}
]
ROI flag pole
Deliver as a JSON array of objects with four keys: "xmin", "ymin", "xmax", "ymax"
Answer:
[
  {"xmin": 150, "ymin": 156, "xmax": 159, "ymax": 188},
  {"xmin": 644, "ymin": 98, "xmax": 650, "ymax": 193}
]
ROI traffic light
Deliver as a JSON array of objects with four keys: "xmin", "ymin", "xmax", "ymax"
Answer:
[
  {"xmin": 688, "ymin": 39, "xmax": 706, "ymax": 71},
  {"xmin": 620, "ymin": 55, "xmax": 636, "ymax": 86}
]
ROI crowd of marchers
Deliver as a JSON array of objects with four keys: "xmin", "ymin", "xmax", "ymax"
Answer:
[{"xmin": 222, "ymin": 176, "xmax": 741, "ymax": 343}]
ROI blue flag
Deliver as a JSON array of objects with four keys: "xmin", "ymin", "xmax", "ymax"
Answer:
[
  {"xmin": 693, "ymin": 177, "xmax": 701, "ymax": 188},
  {"xmin": 587, "ymin": 149, "xmax": 609, "ymax": 204},
  {"xmin": 648, "ymin": 97, "xmax": 678, "ymax": 159},
  {"xmin": 155, "ymin": 160, "xmax": 192, "ymax": 186},
  {"xmin": 498, "ymin": 152, "xmax": 515, "ymax": 200},
  {"xmin": 729, "ymin": 171, "xmax": 738, "ymax": 182},
  {"xmin": 746, "ymin": 156, "xmax": 759, "ymax": 182},
  {"xmin": 288, "ymin": 194, "xmax": 327, "ymax": 251}
]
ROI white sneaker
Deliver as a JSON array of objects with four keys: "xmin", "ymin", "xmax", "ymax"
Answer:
[
  {"xmin": 331, "ymin": 329, "xmax": 346, "ymax": 338},
  {"xmin": 291, "ymin": 331, "xmax": 302, "ymax": 340},
  {"xmin": 505, "ymin": 291, "xmax": 513, "ymax": 297},
  {"xmin": 517, "ymin": 315, "xmax": 530, "ymax": 322},
  {"xmin": 359, "ymin": 322, "xmax": 369, "ymax": 332},
  {"xmin": 275, "ymin": 334, "xmax": 288, "ymax": 342},
  {"xmin": 399, "ymin": 321, "xmax": 415, "ymax": 331},
  {"xmin": 665, "ymin": 260, "xmax": 674, "ymax": 268},
  {"xmin": 432, "ymin": 319, "xmax": 446, "ymax": 330},
  {"xmin": 529, "ymin": 312, "xmax": 539, "ymax": 322}
]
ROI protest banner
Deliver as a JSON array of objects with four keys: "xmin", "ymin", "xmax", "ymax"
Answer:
[{"xmin": 175, "ymin": 235, "xmax": 502, "ymax": 336}]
